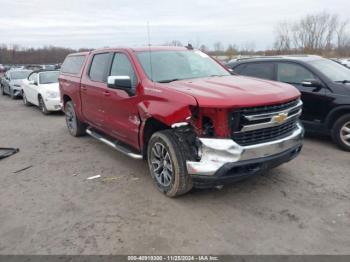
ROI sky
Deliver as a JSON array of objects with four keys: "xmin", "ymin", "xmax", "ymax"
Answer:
[{"xmin": 0, "ymin": 0, "xmax": 349, "ymax": 50}]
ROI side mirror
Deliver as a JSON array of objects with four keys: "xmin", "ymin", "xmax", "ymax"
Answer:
[
  {"xmin": 302, "ymin": 79, "xmax": 324, "ymax": 88},
  {"xmin": 107, "ymin": 76, "xmax": 133, "ymax": 95}
]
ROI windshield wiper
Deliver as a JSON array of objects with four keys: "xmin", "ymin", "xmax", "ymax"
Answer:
[
  {"xmin": 335, "ymin": 80, "xmax": 350, "ymax": 84},
  {"xmin": 209, "ymin": 74, "xmax": 227, "ymax": 77},
  {"xmin": 157, "ymin": 79, "xmax": 181, "ymax": 83}
]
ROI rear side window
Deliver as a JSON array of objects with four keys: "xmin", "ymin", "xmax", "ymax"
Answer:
[
  {"xmin": 239, "ymin": 63, "xmax": 275, "ymax": 80},
  {"xmin": 89, "ymin": 53, "xmax": 110, "ymax": 82},
  {"xmin": 277, "ymin": 63, "xmax": 315, "ymax": 84},
  {"xmin": 61, "ymin": 55, "xmax": 85, "ymax": 75}
]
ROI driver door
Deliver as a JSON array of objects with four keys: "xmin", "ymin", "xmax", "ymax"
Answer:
[
  {"xmin": 26, "ymin": 73, "xmax": 39, "ymax": 105},
  {"xmin": 102, "ymin": 52, "xmax": 140, "ymax": 150},
  {"xmin": 276, "ymin": 62, "xmax": 331, "ymax": 123}
]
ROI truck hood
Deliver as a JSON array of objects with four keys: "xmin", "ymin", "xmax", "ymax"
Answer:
[{"xmin": 166, "ymin": 76, "xmax": 300, "ymax": 108}]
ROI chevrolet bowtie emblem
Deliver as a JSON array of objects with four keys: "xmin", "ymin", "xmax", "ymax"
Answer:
[{"xmin": 273, "ymin": 113, "xmax": 288, "ymax": 124}]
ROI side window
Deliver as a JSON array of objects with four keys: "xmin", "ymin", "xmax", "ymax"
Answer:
[
  {"xmin": 277, "ymin": 63, "xmax": 315, "ymax": 84},
  {"xmin": 239, "ymin": 63, "xmax": 275, "ymax": 80},
  {"xmin": 233, "ymin": 64, "xmax": 247, "ymax": 74},
  {"xmin": 29, "ymin": 73, "xmax": 37, "ymax": 83},
  {"xmin": 110, "ymin": 53, "xmax": 137, "ymax": 88},
  {"xmin": 61, "ymin": 55, "xmax": 85, "ymax": 75},
  {"xmin": 89, "ymin": 53, "xmax": 110, "ymax": 82}
]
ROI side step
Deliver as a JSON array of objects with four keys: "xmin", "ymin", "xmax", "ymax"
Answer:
[{"xmin": 86, "ymin": 128, "xmax": 143, "ymax": 160}]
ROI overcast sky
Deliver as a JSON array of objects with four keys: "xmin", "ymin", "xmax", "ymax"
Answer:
[{"xmin": 0, "ymin": 0, "xmax": 349, "ymax": 50}]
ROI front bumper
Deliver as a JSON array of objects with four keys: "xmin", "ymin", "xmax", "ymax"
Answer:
[
  {"xmin": 44, "ymin": 97, "xmax": 62, "ymax": 111},
  {"xmin": 12, "ymin": 88, "xmax": 22, "ymax": 97},
  {"xmin": 186, "ymin": 123, "xmax": 304, "ymax": 186}
]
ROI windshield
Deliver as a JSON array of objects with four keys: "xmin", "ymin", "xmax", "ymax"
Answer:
[
  {"xmin": 136, "ymin": 50, "xmax": 230, "ymax": 83},
  {"xmin": 308, "ymin": 59, "xmax": 350, "ymax": 82},
  {"xmin": 39, "ymin": 71, "xmax": 59, "ymax": 84},
  {"xmin": 10, "ymin": 70, "xmax": 31, "ymax": 80}
]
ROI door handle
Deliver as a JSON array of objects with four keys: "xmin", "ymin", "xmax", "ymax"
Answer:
[
  {"xmin": 81, "ymin": 86, "xmax": 88, "ymax": 91},
  {"xmin": 103, "ymin": 90, "xmax": 111, "ymax": 97}
]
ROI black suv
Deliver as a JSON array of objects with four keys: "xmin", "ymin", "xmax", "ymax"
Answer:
[{"xmin": 227, "ymin": 55, "xmax": 350, "ymax": 151}]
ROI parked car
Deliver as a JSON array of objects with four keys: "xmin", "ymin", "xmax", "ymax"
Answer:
[
  {"xmin": 0, "ymin": 69, "xmax": 32, "ymax": 98},
  {"xmin": 339, "ymin": 59, "xmax": 350, "ymax": 69},
  {"xmin": 21, "ymin": 70, "xmax": 61, "ymax": 114},
  {"xmin": 227, "ymin": 55, "xmax": 350, "ymax": 151},
  {"xmin": 59, "ymin": 47, "xmax": 303, "ymax": 197}
]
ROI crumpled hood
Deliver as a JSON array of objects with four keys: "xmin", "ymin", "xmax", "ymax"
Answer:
[
  {"xmin": 10, "ymin": 79, "xmax": 24, "ymax": 87},
  {"xmin": 166, "ymin": 76, "xmax": 300, "ymax": 108}
]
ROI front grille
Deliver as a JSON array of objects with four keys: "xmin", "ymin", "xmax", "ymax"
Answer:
[
  {"xmin": 233, "ymin": 117, "xmax": 298, "ymax": 146},
  {"xmin": 237, "ymin": 99, "xmax": 300, "ymax": 115},
  {"xmin": 231, "ymin": 99, "xmax": 302, "ymax": 146}
]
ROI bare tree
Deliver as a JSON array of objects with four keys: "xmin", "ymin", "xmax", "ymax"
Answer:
[
  {"xmin": 274, "ymin": 21, "xmax": 292, "ymax": 52},
  {"xmin": 274, "ymin": 11, "xmax": 350, "ymax": 56}
]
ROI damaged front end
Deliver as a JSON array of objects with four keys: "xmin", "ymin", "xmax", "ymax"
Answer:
[{"xmin": 172, "ymin": 103, "xmax": 304, "ymax": 187}]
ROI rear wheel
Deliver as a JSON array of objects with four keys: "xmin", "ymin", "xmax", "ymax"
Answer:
[
  {"xmin": 147, "ymin": 130, "xmax": 193, "ymax": 197},
  {"xmin": 1, "ymin": 85, "xmax": 5, "ymax": 96},
  {"xmin": 38, "ymin": 96, "xmax": 50, "ymax": 115},
  {"xmin": 22, "ymin": 92, "xmax": 31, "ymax": 106},
  {"xmin": 331, "ymin": 114, "xmax": 350, "ymax": 152},
  {"xmin": 65, "ymin": 101, "xmax": 86, "ymax": 137}
]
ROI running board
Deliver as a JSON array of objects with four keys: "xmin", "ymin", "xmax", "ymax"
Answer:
[{"xmin": 86, "ymin": 128, "xmax": 143, "ymax": 160}]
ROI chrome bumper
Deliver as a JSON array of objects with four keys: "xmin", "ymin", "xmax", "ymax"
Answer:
[{"xmin": 186, "ymin": 123, "xmax": 304, "ymax": 176}]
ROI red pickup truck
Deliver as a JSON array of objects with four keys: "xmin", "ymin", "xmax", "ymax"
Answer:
[{"xmin": 59, "ymin": 46, "xmax": 304, "ymax": 197}]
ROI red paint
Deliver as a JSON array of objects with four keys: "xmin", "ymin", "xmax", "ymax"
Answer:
[{"xmin": 59, "ymin": 47, "xmax": 300, "ymax": 151}]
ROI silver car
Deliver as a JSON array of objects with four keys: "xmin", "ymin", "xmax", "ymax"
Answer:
[{"xmin": 0, "ymin": 69, "xmax": 32, "ymax": 99}]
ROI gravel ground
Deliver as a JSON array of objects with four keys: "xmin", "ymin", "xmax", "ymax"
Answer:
[{"xmin": 0, "ymin": 94, "xmax": 349, "ymax": 255}]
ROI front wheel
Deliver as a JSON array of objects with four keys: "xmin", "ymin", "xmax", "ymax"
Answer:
[
  {"xmin": 332, "ymin": 114, "xmax": 350, "ymax": 152},
  {"xmin": 64, "ymin": 101, "xmax": 86, "ymax": 137},
  {"xmin": 1, "ymin": 85, "xmax": 5, "ymax": 96},
  {"xmin": 147, "ymin": 130, "xmax": 193, "ymax": 197},
  {"xmin": 22, "ymin": 92, "xmax": 31, "ymax": 106},
  {"xmin": 38, "ymin": 96, "xmax": 50, "ymax": 115}
]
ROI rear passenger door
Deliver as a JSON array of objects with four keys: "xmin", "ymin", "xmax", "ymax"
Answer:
[{"xmin": 80, "ymin": 52, "xmax": 112, "ymax": 129}]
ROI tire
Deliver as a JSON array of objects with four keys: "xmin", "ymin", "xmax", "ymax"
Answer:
[
  {"xmin": 331, "ymin": 114, "xmax": 350, "ymax": 152},
  {"xmin": 64, "ymin": 101, "xmax": 86, "ymax": 137},
  {"xmin": 38, "ymin": 95, "xmax": 50, "ymax": 115},
  {"xmin": 22, "ymin": 92, "xmax": 31, "ymax": 106},
  {"xmin": 1, "ymin": 85, "xmax": 4, "ymax": 96},
  {"xmin": 147, "ymin": 130, "xmax": 193, "ymax": 197}
]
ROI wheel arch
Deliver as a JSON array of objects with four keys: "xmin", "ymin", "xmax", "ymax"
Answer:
[
  {"xmin": 140, "ymin": 117, "xmax": 170, "ymax": 159},
  {"xmin": 325, "ymin": 105, "xmax": 350, "ymax": 129}
]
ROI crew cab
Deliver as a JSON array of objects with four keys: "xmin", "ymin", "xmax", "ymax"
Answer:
[
  {"xmin": 227, "ymin": 55, "xmax": 350, "ymax": 151},
  {"xmin": 59, "ymin": 47, "xmax": 304, "ymax": 197},
  {"xmin": 22, "ymin": 70, "xmax": 61, "ymax": 114}
]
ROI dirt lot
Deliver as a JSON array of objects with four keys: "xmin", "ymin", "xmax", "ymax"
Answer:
[{"xmin": 0, "ymin": 94, "xmax": 349, "ymax": 255}]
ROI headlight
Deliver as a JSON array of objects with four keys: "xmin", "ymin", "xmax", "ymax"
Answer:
[{"xmin": 46, "ymin": 91, "xmax": 59, "ymax": 98}]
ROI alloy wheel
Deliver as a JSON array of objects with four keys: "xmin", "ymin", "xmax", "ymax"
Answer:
[
  {"xmin": 340, "ymin": 121, "xmax": 350, "ymax": 147},
  {"xmin": 65, "ymin": 104, "xmax": 76, "ymax": 133},
  {"xmin": 150, "ymin": 142, "xmax": 174, "ymax": 187}
]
